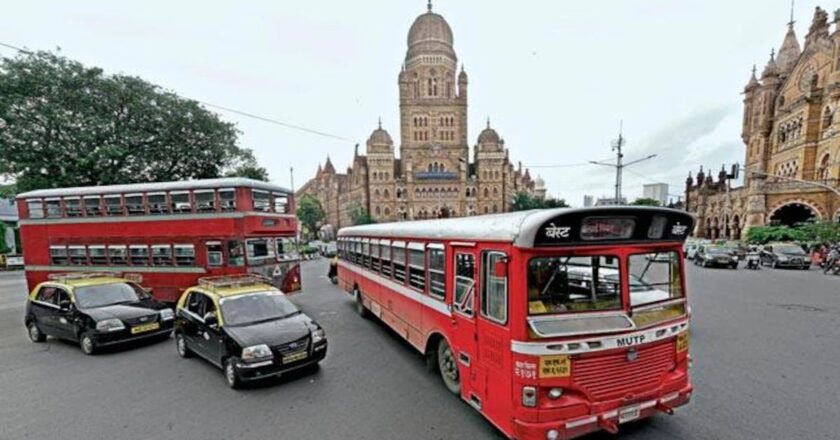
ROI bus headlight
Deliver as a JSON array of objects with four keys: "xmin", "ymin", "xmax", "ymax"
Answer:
[
  {"xmin": 96, "ymin": 319, "xmax": 125, "ymax": 332},
  {"xmin": 548, "ymin": 388, "xmax": 564, "ymax": 400},
  {"xmin": 242, "ymin": 344, "xmax": 273, "ymax": 361},
  {"xmin": 522, "ymin": 386, "xmax": 537, "ymax": 407},
  {"xmin": 546, "ymin": 429, "xmax": 560, "ymax": 440}
]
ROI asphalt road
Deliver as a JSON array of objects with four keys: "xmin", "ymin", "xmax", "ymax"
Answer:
[{"xmin": 0, "ymin": 261, "xmax": 837, "ymax": 440}]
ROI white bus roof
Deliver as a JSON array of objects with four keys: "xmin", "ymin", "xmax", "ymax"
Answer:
[
  {"xmin": 338, "ymin": 206, "xmax": 695, "ymax": 248},
  {"xmin": 17, "ymin": 178, "xmax": 292, "ymax": 199}
]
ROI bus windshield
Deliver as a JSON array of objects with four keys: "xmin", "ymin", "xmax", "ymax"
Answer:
[{"xmin": 527, "ymin": 255, "xmax": 621, "ymax": 315}]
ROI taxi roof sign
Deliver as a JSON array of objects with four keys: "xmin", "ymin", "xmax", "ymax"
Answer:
[
  {"xmin": 47, "ymin": 272, "xmax": 120, "ymax": 283},
  {"xmin": 198, "ymin": 274, "xmax": 272, "ymax": 290}
]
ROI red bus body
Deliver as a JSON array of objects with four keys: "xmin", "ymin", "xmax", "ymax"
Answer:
[
  {"xmin": 17, "ymin": 178, "xmax": 301, "ymax": 302},
  {"xmin": 338, "ymin": 207, "xmax": 695, "ymax": 440}
]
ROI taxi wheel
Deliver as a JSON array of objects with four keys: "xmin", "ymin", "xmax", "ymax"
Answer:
[
  {"xmin": 27, "ymin": 322, "xmax": 46, "ymax": 343},
  {"xmin": 80, "ymin": 333, "xmax": 97, "ymax": 355},
  {"xmin": 175, "ymin": 333, "xmax": 192, "ymax": 358},
  {"xmin": 224, "ymin": 358, "xmax": 243, "ymax": 389},
  {"xmin": 354, "ymin": 287, "xmax": 370, "ymax": 319},
  {"xmin": 437, "ymin": 339, "xmax": 461, "ymax": 396}
]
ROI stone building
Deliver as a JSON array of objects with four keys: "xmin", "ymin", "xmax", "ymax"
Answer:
[
  {"xmin": 297, "ymin": 2, "xmax": 544, "ymax": 229},
  {"xmin": 685, "ymin": 7, "xmax": 840, "ymax": 239}
]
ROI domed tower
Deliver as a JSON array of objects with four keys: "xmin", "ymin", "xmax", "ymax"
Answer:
[
  {"xmin": 399, "ymin": 1, "xmax": 470, "ymax": 219},
  {"xmin": 366, "ymin": 120, "xmax": 397, "ymax": 222},
  {"xmin": 475, "ymin": 119, "xmax": 507, "ymax": 214}
]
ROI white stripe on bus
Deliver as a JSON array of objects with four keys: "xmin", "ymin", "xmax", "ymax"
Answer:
[
  {"xmin": 19, "ymin": 211, "xmax": 295, "ymax": 226},
  {"xmin": 25, "ymin": 265, "xmax": 206, "ymax": 274},
  {"xmin": 339, "ymin": 260, "xmax": 451, "ymax": 317},
  {"xmin": 511, "ymin": 320, "xmax": 688, "ymax": 356}
]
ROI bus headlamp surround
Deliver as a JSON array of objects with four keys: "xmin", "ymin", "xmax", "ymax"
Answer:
[{"xmin": 241, "ymin": 344, "xmax": 273, "ymax": 361}]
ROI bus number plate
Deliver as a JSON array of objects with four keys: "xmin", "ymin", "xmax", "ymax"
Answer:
[
  {"xmin": 619, "ymin": 405, "xmax": 641, "ymax": 424},
  {"xmin": 677, "ymin": 332, "xmax": 689, "ymax": 352},
  {"xmin": 539, "ymin": 355, "xmax": 570, "ymax": 378}
]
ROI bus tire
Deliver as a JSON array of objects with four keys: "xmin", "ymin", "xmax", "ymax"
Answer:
[
  {"xmin": 437, "ymin": 339, "xmax": 461, "ymax": 396},
  {"xmin": 354, "ymin": 287, "xmax": 370, "ymax": 319}
]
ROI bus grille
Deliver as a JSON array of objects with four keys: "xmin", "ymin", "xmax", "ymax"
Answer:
[{"xmin": 572, "ymin": 341, "xmax": 675, "ymax": 401}]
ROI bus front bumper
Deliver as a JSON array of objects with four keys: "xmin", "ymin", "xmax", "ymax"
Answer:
[{"xmin": 512, "ymin": 385, "xmax": 692, "ymax": 440}]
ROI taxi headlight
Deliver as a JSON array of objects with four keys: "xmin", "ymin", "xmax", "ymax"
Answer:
[
  {"xmin": 159, "ymin": 309, "xmax": 174, "ymax": 321},
  {"xmin": 96, "ymin": 318, "xmax": 125, "ymax": 332},
  {"xmin": 242, "ymin": 344, "xmax": 273, "ymax": 361},
  {"xmin": 312, "ymin": 328, "xmax": 326, "ymax": 344}
]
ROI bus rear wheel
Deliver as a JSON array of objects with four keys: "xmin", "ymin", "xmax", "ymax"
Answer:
[
  {"xmin": 437, "ymin": 339, "xmax": 461, "ymax": 396},
  {"xmin": 354, "ymin": 287, "xmax": 370, "ymax": 319}
]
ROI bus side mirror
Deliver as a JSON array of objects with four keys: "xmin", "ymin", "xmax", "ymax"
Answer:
[{"xmin": 493, "ymin": 260, "xmax": 507, "ymax": 278}]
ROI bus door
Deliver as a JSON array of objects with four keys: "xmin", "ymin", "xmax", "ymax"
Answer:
[
  {"xmin": 476, "ymin": 250, "xmax": 511, "ymax": 420},
  {"xmin": 451, "ymin": 247, "xmax": 486, "ymax": 409}
]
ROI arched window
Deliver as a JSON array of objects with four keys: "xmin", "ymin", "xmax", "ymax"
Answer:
[
  {"xmin": 375, "ymin": 189, "xmax": 380, "ymax": 198},
  {"xmin": 493, "ymin": 187, "xmax": 499, "ymax": 197},
  {"xmin": 375, "ymin": 206, "xmax": 381, "ymax": 215},
  {"xmin": 384, "ymin": 189, "xmax": 390, "ymax": 199},
  {"xmin": 492, "ymin": 204, "xmax": 498, "ymax": 213},
  {"xmin": 384, "ymin": 207, "xmax": 391, "ymax": 216},
  {"xmin": 428, "ymin": 163, "xmax": 433, "ymax": 172},
  {"xmin": 818, "ymin": 154, "xmax": 831, "ymax": 180},
  {"xmin": 484, "ymin": 206, "xmax": 489, "ymax": 214},
  {"xmin": 484, "ymin": 188, "xmax": 490, "ymax": 198}
]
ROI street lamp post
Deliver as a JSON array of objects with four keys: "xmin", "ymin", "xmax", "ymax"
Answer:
[{"xmin": 744, "ymin": 167, "xmax": 840, "ymax": 198}]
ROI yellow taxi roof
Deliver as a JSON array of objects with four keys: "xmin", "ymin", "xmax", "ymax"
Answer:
[
  {"xmin": 48, "ymin": 275, "xmax": 130, "ymax": 289},
  {"xmin": 190, "ymin": 283, "xmax": 278, "ymax": 300}
]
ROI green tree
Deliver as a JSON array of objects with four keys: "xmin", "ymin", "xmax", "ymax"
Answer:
[
  {"xmin": 0, "ymin": 51, "xmax": 259, "ymax": 192},
  {"xmin": 348, "ymin": 202, "xmax": 376, "ymax": 225},
  {"xmin": 797, "ymin": 220, "xmax": 840, "ymax": 243},
  {"xmin": 224, "ymin": 150, "xmax": 270, "ymax": 181},
  {"xmin": 0, "ymin": 222, "xmax": 9, "ymax": 254},
  {"xmin": 745, "ymin": 225, "xmax": 809, "ymax": 244},
  {"xmin": 631, "ymin": 198, "xmax": 661, "ymax": 207},
  {"xmin": 511, "ymin": 191, "xmax": 569, "ymax": 211},
  {"xmin": 296, "ymin": 194, "xmax": 325, "ymax": 237}
]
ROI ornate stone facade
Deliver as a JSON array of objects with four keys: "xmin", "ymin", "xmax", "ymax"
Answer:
[
  {"xmin": 685, "ymin": 7, "xmax": 840, "ymax": 239},
  {"xmin": 296, "ymin": 3, "xmax": 544, "ymax": 229}
]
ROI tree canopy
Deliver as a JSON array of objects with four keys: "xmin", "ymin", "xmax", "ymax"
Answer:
[
  {"xmin": 631, "ymin": 198, "xmax": 661, "ymax": 206},
  {"xmin": 296, "ymin": 194, "xmax": 325, "ymax": 237},
  {"xmin": 0, "ymin": 51, "xmax": 264, "ymax": 192},
  {"xmin": 348, "ymin": 202, "xmax": 376, "ymax": 225},
  {"xmin": 511, "ymin": 192, "xmax": 568, "ymax": 211},
  {"xmin": 745, "ymin": 221, "xmax": 840, "ymax": 244}
]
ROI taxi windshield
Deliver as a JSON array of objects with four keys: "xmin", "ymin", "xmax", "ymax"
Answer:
[
  {"xmin": 527, "ymin": 255, "xmax": 621, "ymax": 315},
  {"xmin": 74, "ymin": 282, "xmax": 143, "ymax": 308},
  {"xmin": 220, "ymin": 291, "xmax": 299, "ymax": 326}
]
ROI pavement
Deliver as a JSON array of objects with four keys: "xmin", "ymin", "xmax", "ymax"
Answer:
[{"xmin": 0, "ymin": 261, "xmax": 837, "ymax": 440}]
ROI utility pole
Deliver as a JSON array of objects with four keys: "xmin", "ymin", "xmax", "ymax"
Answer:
[
  {"xmin": 589, "ymin": 122, "xmax": 656, "ymax": 204},
  {"xmin": 290, "ymin": 166, "xmax": 295, "ymax": 192}
]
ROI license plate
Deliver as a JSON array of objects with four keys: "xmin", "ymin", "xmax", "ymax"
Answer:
[
  {"xmin": 618, "ymin": 405, "xmax": 641, "ymax": 424},
  {"xmin": 131, "ymin": 322, "xmax": 160, "ymax": 334},
  {"xmin": 282, "ymin": 351, "xmax": 308, "ymax": 364}
]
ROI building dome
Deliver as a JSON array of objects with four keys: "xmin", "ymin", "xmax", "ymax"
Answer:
[
  {"xmin": 406, "ymin": 3, "xmax": 455, "ymax": 61},
  {"xmin": 535, "ymin": 175, "xmax": 546, "ymax": 189},
  {"xmin": 478, "ymin": 120, "xmax": 500, "ymax": 145},
  {"xmin": 368, "ymin": 127, "xmax": 393, "ymax": 146}
]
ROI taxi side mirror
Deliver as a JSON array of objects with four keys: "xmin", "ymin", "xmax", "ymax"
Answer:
[
  {"xmin": 59, "ymin": 300, "xmax": 72, "ymax": 311},
  {"xmin": 203, "ymin": 313, "xmax": 218, "ymax": 327},
  {"xmin": 141, "ymin": 288, "xmax": 153, "ymax": 300}
]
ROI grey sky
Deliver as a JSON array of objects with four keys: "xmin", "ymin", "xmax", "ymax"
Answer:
[{"xmin": 1, "ymin": 0, "xmax": 815, "ymax": 205}]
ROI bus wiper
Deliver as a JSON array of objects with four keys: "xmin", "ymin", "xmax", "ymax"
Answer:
[{"xmin": 541, "ymin": 257, "xmax": 570, "ymax": 297}]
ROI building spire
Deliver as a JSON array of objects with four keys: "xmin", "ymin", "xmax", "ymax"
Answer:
[
  {"xmin": 486, "ymin": 117, "xmax": 491, "ymax": 129},
  {"xmin": 378, "ymin": 116, "xmax": 382, "ymax": 130},
  {"xmin": 427, "ymin": 0, "xmax": 432, "ymax": 12},
  {"xmin": 789, "ymin": 0, "xmax": 795, "ymax": 28}
]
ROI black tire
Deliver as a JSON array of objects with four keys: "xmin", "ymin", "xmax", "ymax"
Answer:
[
  {"xmin": 80, "ymin": 332, "xmax": 97, "ymax": 355},
  {"xmin": 224, "ymin": 358, "xmax": 243, "ymax": 389},
  {"xmin": 354, "ymin": 287, "xmax": 370, "ymax": 319},
  {"xmin": 175, "ymin": 333, "xmax": 192, "ymax": 358},
  {"xmin": 773, "ymin": 261, "xmax": 780, "ymax": 269},
  {"xmin": 27, "ymin": 322, "xmax": 46, "ymax": 343},
  {"xmin": 436, "ymin": 339, "xmax": 460, "ymax": 396}
]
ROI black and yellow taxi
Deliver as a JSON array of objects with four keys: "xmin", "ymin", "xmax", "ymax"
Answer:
[
  {"xmin": 174, "ymin": 274, "xmax": 327, "ymax": 388},
  {"xmin": 24, "ymin": 273, "xmax": 174, "ymax": 355}
]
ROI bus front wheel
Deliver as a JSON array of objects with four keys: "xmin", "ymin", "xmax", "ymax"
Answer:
[{"xmin": 437, "ymin": 339, "xmax": 461, "ymax": 396}]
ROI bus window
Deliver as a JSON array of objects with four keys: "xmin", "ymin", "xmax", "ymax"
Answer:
[
  {"xmin": 408, "ymin": 243, "xmax": 425, "ymax": 291},
  {"xmin": 50, "ymin": 246, "xmax": 68, "ymax": 265},
  {"xmin": 65, "ymin": 198, "xmax": 82, "ymax": 217},
  {"xmin": 104, "ymin": 195, "xmax": 123, "ymax": 216},
  {"xmin": 174, "ymin": 245, "xmax": 196, "ymax": 266},
  {"xmin": 130, "ymin": 245, "xmax": 150, "ymax": 266},
  {"xmin": 362, "ymin": 240, "xmax": 371, "ymax": 269},
  {"xmin": 276, "ymin": 238, "xmax": 299, "ymax": 260},
  {"xmin": 152, "ymin": 245, "xmax": 173, "ymax": 266},
  {"xmin": 273, "ymin": 193, "xmax": 289, "ymax": 213},
  {"xmin": 246, "ymin": 238, "xmax": 275, "ymax": 264},
  {"xmin": 108, "ymin": 245, "xmax": 128, "ymax": 265},
  {"xmin": 27, "ymin": 199, "xmax": 45, "ymax": 219},
  {"xmin": 148, "ymin": 193, "xmax": 168, "ymax": 215},
  {"xmin": 68, "ymin": 246, "xmax": 88, "ymax": 265},
  {"xmin": 370, "ymin": 241, "xmax": 381, "ymax": 272},
  {"xmin": 125, "ymin": 194, "xmax": 145, "ymax": 215},
  {"xmin": 89, "ymin": 245, "xmax": 107, "ymax": 265},
  {"xmin": 481, "ymin": 252, "xmax": 508, "ymax": 324},
  {"xmin": 428, "ymin": 245, "xmax": 445, "ymax": 300},
  {"xmin": 45, "ymin": 199, "xmax": 62, "ymax": 218},
  {"xmin": 392, "ymin": 242, "xmax": 406, "ymax": 283},
  {"xmin": 454, "ymin": 253, "xmax": 475, "ymax": 315},
  {"xmin": 228, "ymin": 240, "xmax": 246, "ymax": 267},
  {"xmin": 206, "ymin": 242, "xmax": 224, "ymax": 267},
  {"xmin": 171, "ymin": 192, "xmax": 191, "ymax": 213},
  {"xmin": 252, "ymin": 190, "xmax": 271, "ymax": 212},
  {"xmin": 380, "ymin": 240, "xmax": 392, "ymax": 278},
  {"xmin": 83, "ymin": 196, "xmax": 103, "ymax": 217},
  {"xmin": 194, "ymin": 190, "xmax": 216, "ymax": 212},
  {"xmin": 526, "ymin": 255, "xmax": 620, "ymax": 315},
  {"xmin": 219, "ymin": 189, "xmax": 236, "ymax": 211},
  {"xmin": 628, "ymin": 251, "xmax": 686, "ymax": 327}
]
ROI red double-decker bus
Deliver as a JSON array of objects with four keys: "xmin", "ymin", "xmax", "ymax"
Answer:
[
  {"xmin": 17, "ymin": 178, "xmax": 301, "ymax": 303},
  {"xmin": 337, "ymin": 207, "xmax": 694, "ymax": 440}
]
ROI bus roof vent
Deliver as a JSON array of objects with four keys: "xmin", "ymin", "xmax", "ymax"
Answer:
[{"xmin": 197, "ymin": 274, "xmax": 272, "ymax": 290}]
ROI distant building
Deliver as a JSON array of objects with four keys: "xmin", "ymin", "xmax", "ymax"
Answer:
[
  {"xmin": 0, "ymin": 198, "xmax": 19, "ymax": 254},
  {"xmin": 296, "ymin": 3, "xmax": 543, "ymax": 229},
  {"xmin": 583, "ymin": 195, "xmax": 594, "ymax": 207},
  {"xmin": 595, "ymin": 196, "xmax": 627, "ymax": 206},
  {"xmin": 685, "ymin": 7, "xmax": 840, "ymax": 239},
  {"xmin": 643, "ymin": 183, "xmax": 669, "ymax": 206}
]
